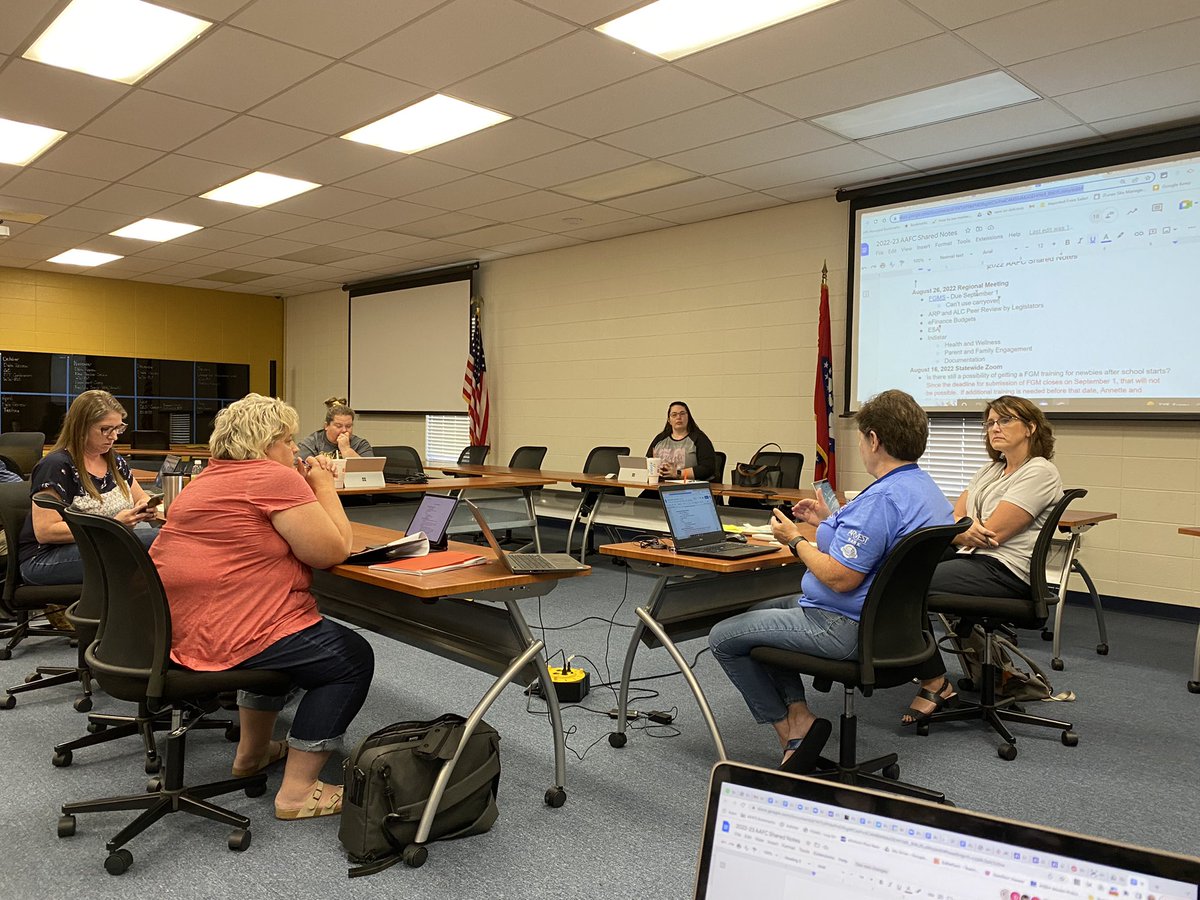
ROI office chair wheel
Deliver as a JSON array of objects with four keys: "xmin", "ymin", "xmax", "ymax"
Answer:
[
  {"xmin": 608, "ymin": 732, "xmax": 627, "ymax": 748},
  {"xmin": 146, "ymin": 776, "xmax": 161, "ymax": 792},
  {"xmin": 244, "ymin": 781, "xmax": 266, "ymax": 798},
  {"xmin": 104, "ymin": 848, "xmax": 133, "ymax": 876},
  {"xmin": 0, "ymin": 649, "xmax": 10, "ymax": 661},
  {"xmin": 224, "ymin": 724, "xmax": 241, "ymax": 743},
  {"xmin": 24, "ymin": 672, "xmax": 43, "ymax": 683},
  {"xmin": 1051, "ymin": 658, "xmax": 1064, "ymax": 671},
  {"xmin": 957, "ymin": 677, "xmax": 975, "ymax": 692},
  {"xmin": 1096, "ymin": 643, "xmax": 1109, "ymax": 655},
  {"xmin": 1188, "ymin": 681, "xmax": 1200, "ymax": 694},
  {"xmin": 228, "ymin": 829, "xmax": 251, "ymax": 852},
  {"xmin": 87, "ymin": 721, "xmax": 106, "ymax": 734},
  {"xmin": 916, "ymin": 723, "xmax": 930, "ymax": 737},
  {"xmin": 882, "ymin": 763, "xmax": 900, "ymax": 780},
  {"xmin": 144, "ymin": 756, "xmax": 160, "ymax": 775},
  {"xmin": 997, "ymin": 743, "xmax": 1018, "ymax": 761},
  {"xmin": 544, "ymin": 787, "xmax": 567, "ymax": 808},
  {"xmin": 1040, "ymin": 629, "xmax": 1053, "ymax": 642},
  {"xmin": 0, "ymin": 694, "xmax": 15, "ymax": 710},
  {"xmin": 52, "ymin": 750, "xmax": 73, "ymax": 768},
  {"xmin": 73, "ymin": 695, "xmax": 93, "ymax": 713},
  {"xmin": 402, "ymin": 843, "xmax": 428, "ymax": 868},
  {"xmin": 1061, "ymin": 730, "xmax": 1078, "ymax": 747},
  {"xmin": 57, "ymin": 815, "xmax": 76, "ymax": 838}
]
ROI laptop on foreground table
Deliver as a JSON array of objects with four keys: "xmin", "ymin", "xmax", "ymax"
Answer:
[
  {"xmin": 465, "ymin": 500, "xmax": 588, "ymax": 574},
  {"xmin": 695, "ymin": 761, "xmax": 1199, "ymax": 899},
  {"xmin": 659, "ymin": 482, "xmax": 777, "ymax": 560}
]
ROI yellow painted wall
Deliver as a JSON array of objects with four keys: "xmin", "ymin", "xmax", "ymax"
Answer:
[{"xmin": 0, "ymin": 266, "xmax": 284, "ymax": 395}]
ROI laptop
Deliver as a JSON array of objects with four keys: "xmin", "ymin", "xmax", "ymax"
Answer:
[
  {"xmin": 153, "ymin": 453, "xmax": 187, "ymax": 489},
  {"xmin": 695, "ymin": 761, "xmax": 1199, "ymax": 900},
  {"xmin": 336, "ymin": 456, "xmax": 387, "ymax": 489},
  {"xmin": 464, "ymin": 500, "xmax": 589, "ymax": 574},
  {"xmin": 659, "ymin": 482, "xmax": 777, "ymax": 560},
  {"xmin": 617, "ymin": 454, "xmax": 654, "ymax": 483}
]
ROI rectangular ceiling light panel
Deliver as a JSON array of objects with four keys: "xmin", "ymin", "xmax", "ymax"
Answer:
[
  {"xmin": 201, "ymin": 172, "xmax": 320, "ymax": 207},
  {"xmin": 343, "ymin": 94, "xmax": 510, "ymax": 154},
  {"xmin": 0, "ymin": 117, "xmax": 67, "ymax": 165}
]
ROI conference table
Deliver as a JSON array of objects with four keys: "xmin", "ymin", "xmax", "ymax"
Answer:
[
  {"xmin": 1174, "ymin": 527, "xmax": 1200, "ymax": 693},
  {"xmin": 311, "ymin": 521, "xmax": 590, "ymax": 856}
]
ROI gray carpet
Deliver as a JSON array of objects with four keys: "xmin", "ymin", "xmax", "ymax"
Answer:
[{"xmin": 1, "ymin": 527, "xmax": 1197, "ymax": 897}]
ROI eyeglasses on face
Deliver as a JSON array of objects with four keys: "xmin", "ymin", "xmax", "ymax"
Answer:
[
  {"xmin": 983, "ymin": 415, "xmax": 1019, "ymax": 431},
  {"xmin": 97, "ymin": 424, "xmax": 128, "ymax": 437}
]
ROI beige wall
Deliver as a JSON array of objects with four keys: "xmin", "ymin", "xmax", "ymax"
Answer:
[
  {"xmin": 286, "ymin": 197, "xmax": 1199, "ymax": 610},
  {"xmin": 0, "ymin": 265, "xmax": 283, "ymax": 394}
]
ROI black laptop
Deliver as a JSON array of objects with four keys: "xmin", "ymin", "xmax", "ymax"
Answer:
[
  {"xmin": 659, "ymin": 482, "xmax": 777, "ymax": 560},
  {"xmin": 695, "ymin": 762, "xmax": 1199, "ymax": 899}
]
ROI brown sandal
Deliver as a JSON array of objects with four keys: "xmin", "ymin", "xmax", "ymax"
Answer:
[
  {"xmin": 275, "ymin": 781, "xmax": 343, "ymax": 821},
  {"xmin": 900, "ymin": 677, "xmax": 957, "ymax": 727},
  {"xmin": 231, "ymin": 739, "xmax": 288, "ymax": 777}
]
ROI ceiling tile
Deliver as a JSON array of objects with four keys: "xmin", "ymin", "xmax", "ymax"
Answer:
[
  {"xmin": 515, "ymin": 0, "xmax": 635, "ymax": 27},
  {"xmin": 0, "ymin": 0, "xmax": 59, "ymax": 55},
  {"xmin": 0, "ymin": 195, "xmax": 67, "ymax": 220},
  {"xmin": 40, "ymin": 206, "xmax": 133, "ymax": 234},
  {"xmin": 749, "ymin": 34, "xmax": 994, "ymax": 120},
  {"xmin": 278, "ymin": 246, "xmax": 360, "ymax": 264},
  {"xmin": 0, "ymin": 59, "xmax": 128, "ymax": 131},
  {"xmin": 32, "ymin": 135, "xmax": 163, "ymax": 182},
  {"xmin": 252, "ymin": 64, "xmax": 426, "ymax": 135},
  {"xmin": 191, "ymin": 250, "xmax": 269, "ymax": 269},
  {"xmin": 400, "ymin": 212, "xmax": 497, "ymax": 239},
  {"xmin": 676, "ymin": 0, "xmax": 938, "ymax": 92},
  {"xmin": 488, "ymin": 233, "xmax": 584, "ymax": 256},
  {"xmin": 603, "ymin": 96, "xmax": 792, "ymax": 158},
  {"xmin": 958, "ymin": 0, "xmax": 1199, "ymax": 66},
  {"xmin": 178, "ymin": 116, "xmax": 324, "ymax": 169},
  {"xmin": 492, "ymin": 142, "xmax": 643, "ymax": 189},
  {"xmin": 352, "ymin": 0, "xmax": 571, "ymax": 90},
  {"xmin": 269, "ymin": 138, "xmax": 396, "ymax": 185},
  {"xmin": 82, "ymin": 90, "xmax": 235, "ymax": 152},
  {"xmin": 122, "ymin": 154, "xmax": 245, "ymax": 195},
  {"xmin": 270, "ymin": 186, "xmax": 384, "ymax": 219},
  {"xmin": 719, "ymin": 144, "xmax": 895, "ymax": 190},
  {"xmin": 404, "ymin": 174, "xmax": 529, "ymax": 211},
  {"xmin": 467, "ymin": 190, "xmax": 581, "ymax": 222},
  {"xmin": 141, "ymin": 27, "xmax": 331, "ymax": 112},
  {"xmin": 3, "ymin": 169, "xmax": 108, "ymax": 206},
  {"xmin": 1053, "ymin": 63, "xmax": 1200, "ymax": 123},
  {"xmin": 1090, "ymin": 99, "xmax": 1200, "ymax": 136},
  {"xmin": 277, "ymin": 219, "xmax": 374, "ymax": 245},
  {"xmin": 231, "ymin": 0, "xmax": 443, "ymax": 57},
  {"xmin": 450, "ymin": 31, "xmax": 660, "ymax": 116},
  {"xmin": 154, "ymin": 197, "xmax": 247, "ymax": 228},
  {"xmin": 518, "ymin": 203, "xmax": 634, "ymax": 232},
  {"xmin": 171, "ymin": 228, "xmax": 252, "ymax": 251},
  {"xmin": 904, "ymin": 0, "xmax": 1046, "ymax": 29},
  {"xmin": 337, "ymin": 157, "xmax": 472, "ymax": 198},
  {"xmin": 765, "ymin": 162, "xmax": 919, "ymax": 202},
  {"xmin": 444, "ymin": 222, "xmax": 546, "ymax": 248},
  {"xmin": 530, "ymin": 67, "xmax": 730, "ymax": 138},
  {"xmin": 234, "ymin": 236, "xmax": 314, "ymax": 258},
  {"xmin": 333, "ymin": 199, "xmax": 445, "ymax": 229},
  {"xmin": 331, "ymin": 231, "xmax": 427, "ymax": 253},
  {"xmin": 15, "ymin": 223, "xmax": 101, "ymax": 250},
  {"xmin": 605, "ymin": 178, "xmax": 747, "ymax": 215},
  {"xmin": 901, "ymin": 126, "xmax": 1098, "ymax": 173},
  {"xmin": 221, "ymin": 210, "xmax": 319, "ymax": 237},
  {"xmin": 155, "ymin": 1, "xmax": 247, "ymax": 21},
  {"xmin": 78, "ymin": 184, "xmax": 189, "ymax": 216},
  {"xmin": 420, "ymin": 119, "xmax": 582, "ymax": 172},
  {"xmin": 664, "ymin": 122, "xmax": 843, "ymax": 176},
  {"xmin": 655, "ymin": 193, "xmax": 785, "ymax": 225},
  {"xmin": 134, "ymin": 242, "xmax": 213, "ymax": 262},
  {"xmin": 1010, "ymin": 18, "xmax": 1200, "ymax": 98},
  {"xmin": 562, "ymin": 216, "xmax": 673, "ymax": 242}
]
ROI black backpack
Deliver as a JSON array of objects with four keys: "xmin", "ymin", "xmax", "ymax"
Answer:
[{"xmin": 339, "ymin": 714, "xmax": 501, "ymax": 876}]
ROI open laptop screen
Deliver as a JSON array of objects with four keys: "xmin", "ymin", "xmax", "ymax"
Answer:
[
  {"xmin": 660, "ymin": 483, "xmax": 724, "ymax": 543},
  {"xmin": 696, "ymin": 763, "xmax": 1198, "ymax": 900}
]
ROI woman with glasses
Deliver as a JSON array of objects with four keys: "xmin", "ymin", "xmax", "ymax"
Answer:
[
  {"xmin": 901, "ymin": 394, "xmax": 1062, "ymax": 726},
  {"xmin": 646, "ymin": 401, "xmax": 717, "ymax": 481},
  {"xmin": 18, "ymin": 390, "xmax": 159, "ymax": 585}
]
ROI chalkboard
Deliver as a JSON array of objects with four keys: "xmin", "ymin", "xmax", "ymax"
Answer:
[{"xmin": 0, "ymin": 350, "xmax": 249, "ymax": 442}]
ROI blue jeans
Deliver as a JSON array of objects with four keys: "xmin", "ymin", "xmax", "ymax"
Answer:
[
  {"xmin": 236, "ymin": 618, "xmax": 374, "ymax": 754},
  {"xmin": 709, "ymin": 596, "xmax": 859, "ymax": 724},
  {"xmin": 21, "ymin": 523, "xmax": 157, "ymax": 585}
]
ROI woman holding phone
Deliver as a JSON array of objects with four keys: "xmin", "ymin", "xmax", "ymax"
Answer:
[{"xmin": 19, "ymin": 390, "xmax": 159, "ymax": 585}]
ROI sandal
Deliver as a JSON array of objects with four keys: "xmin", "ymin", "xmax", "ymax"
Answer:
[
  {"xmin": 275, "ymin": 781, "xmax": 343, "ymax": 821},
  {"xmin": 900, "ymin": 677, "xmax": 957, "ymax": 727},
  {"xmin": 780, "ymin": 718, "xmax": 832, "ymax": 775},
  {"xmin": 231, "ymin": 739, "xmax": 288, "ymax": 777}
]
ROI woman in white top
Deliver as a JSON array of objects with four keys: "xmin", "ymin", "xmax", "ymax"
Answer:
[{"xmin": 901, "ymin": 395, "xmax": 1063, "ymax": 726}]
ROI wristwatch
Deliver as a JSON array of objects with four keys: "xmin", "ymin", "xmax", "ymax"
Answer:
[{"xmin": 787, "ymin": 536, "xmax": 808, "ymax": 557}]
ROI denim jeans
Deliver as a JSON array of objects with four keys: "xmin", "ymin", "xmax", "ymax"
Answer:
[
  {"xmin": 21, "ymin": 523, "xmax": 157, "ymax": 585},
  {"xmin": 236, "ymin": 618, "xmax": 374, "ymax": 754},
  {"xmin": 709, "ymin": 596, "xmax": 859, "ymax": 725}
]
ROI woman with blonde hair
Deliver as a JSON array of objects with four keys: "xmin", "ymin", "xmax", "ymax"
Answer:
[
  {"xmin": 296, "ymin": 396, "xmax": 373, "ymax": 460},
  {"xmin": 150, "ymin": 393, "xmax": 374, "ymax": 820},
  {"xmin": 19, "ymin": 390, "xmax": 158, "ymax": 585}
]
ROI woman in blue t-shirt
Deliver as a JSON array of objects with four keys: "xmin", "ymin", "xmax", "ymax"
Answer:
[
  {"xmin": 19, "ymin": 390, "xmax": 159, "ymax": 585},
  {"xmin": 709, "ymin": 390, "xmax": 953, "ymax": 772}
]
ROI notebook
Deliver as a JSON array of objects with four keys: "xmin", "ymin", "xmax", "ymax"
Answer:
[
  {"xmin": 368, "ymin": 550, "xmax": 485, "ymax": 576},
  {"xmin": 694, "ymin": 762, "xmax": 1200, "ymax": 899},
  {"xmin": 659, "ymin": 482, "xmax": 777, "ymax": 560},
  {"xmin": 464, "ymin": 500, "xmax": 589, "ymax": 574}
]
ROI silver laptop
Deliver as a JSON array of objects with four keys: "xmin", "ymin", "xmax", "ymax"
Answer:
[
  {"xmin": 464, "ymin": 500, "xmax": 589, "ymax": 574},
  {"xmin": 695, "ymin": 762, "xmax": 1199, "ymax": 899},
  {"xmin": 660, "ymin": 482, "xmax": 777, "ymax": 560},
  {"xmin": 617, "ymin": 454, "xmax": 654, "ymax": 483}
]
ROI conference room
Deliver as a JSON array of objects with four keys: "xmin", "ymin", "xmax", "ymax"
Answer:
[{"xmin": 1, "ymin": 0, "xmax": 1198, "ymax": 896}]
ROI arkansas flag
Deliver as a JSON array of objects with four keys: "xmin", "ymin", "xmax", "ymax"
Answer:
[
  {"xmin": 463, "ymin": 306, "xmax": 490, "ymax": 445},
  {"xmin": 814, "ymin": 274, "xmax": 836, "ymax": 488}
]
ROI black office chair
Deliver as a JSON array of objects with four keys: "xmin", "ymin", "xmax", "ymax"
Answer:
[
  {"xmin": 56, "ymin": 506, "xmax": 290, "ymax": 875},
  {"xmin": 0, "ymin": 431, "xmax": 45, "ymax": 477},
  {"xmin": 565, "ymin": 445, "xmax": 628, "ymax": 561},
  {"xmin": 0, "ymin": 482, "xmax": 82, "ymax": 666},
  {"xmin": 375, "ymin": 445, "xmax": 424, "ymax": 478},
  {"xmin": 922, "ymin": 490, "xmax": 1085, "ymax": 760},
  {"xmin": 728, "ymin": 450, "xmax": 805, "ymax": 509},
  {"xmin": 458, "ymin": 444, "xmax": 490, "ymax": 465},
  {"xmin": 508, "ymin": 446, "xmax": 547, "ymax": 469},
  {"xmin": 711, "ymin": 451, "xmax": 727, "ymax": 503},
  {"xmin": 130, "ymin": 430, "xmax": 169, "ymax": 450},
  {"xmin": 750, "ymin": 519, "xmax": 970, "ymax": 803}
]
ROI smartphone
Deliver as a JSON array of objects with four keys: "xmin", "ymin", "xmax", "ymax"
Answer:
[
  {"xmin": 813, "ymin": 479, "xmax": 841, "ymax": 514},
  {"xmin": 139, "ymin": 494, "xmax": 163, "ymax": 513}
]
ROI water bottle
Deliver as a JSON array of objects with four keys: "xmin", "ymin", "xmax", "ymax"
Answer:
[{"xmin": 190, "ymin": 458, "xmax": 203, "ymax": 478}]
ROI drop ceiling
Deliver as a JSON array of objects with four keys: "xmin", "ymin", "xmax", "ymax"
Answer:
[{"xmin": 1, "ymin": 0, "xmax": 1198, "ymax": 296}]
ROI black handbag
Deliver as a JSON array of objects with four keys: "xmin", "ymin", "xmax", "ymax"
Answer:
[
  {"xmin": 732, "ymin": 443, "xmax": 783, "ymax": 490},
  {"xmin": 339, "ymin": 714, "xmax": 501, "ymax": 876}
]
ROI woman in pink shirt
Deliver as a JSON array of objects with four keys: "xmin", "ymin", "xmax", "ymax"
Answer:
[{"xmin": 151, "ymin": 394, "xmax": 373, "ymax": 821}]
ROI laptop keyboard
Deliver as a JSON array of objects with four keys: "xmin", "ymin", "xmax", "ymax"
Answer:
[{"xmin": 508, "ymin": 553, "xmax": 558, "ymax": 568}]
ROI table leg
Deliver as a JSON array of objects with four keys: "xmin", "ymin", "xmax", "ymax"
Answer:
[
  {"xmin": 506, "ymin": 598, "xmax": 566, "ymax": 794},
  {"xmin": 1048, "ymin": 532, "xmax": 1082, "ymax": 670},
  {"xmin": 1189, "ymin": 624, "xmax": 1199, "ymax": 693}
]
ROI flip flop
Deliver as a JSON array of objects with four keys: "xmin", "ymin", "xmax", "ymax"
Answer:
[
  {"xmin": 231, "ymin": 739, "xmax": 289, "ymax": 777},
  {"xmin": 900, "ymin": 677, "xmax": 957, "ymax": 727},
  {"xmin": 780, "ymin": 718, "xmax": 833, "ymax": 775},
  {"xmin": 275, "ymin": 781, "xmax": 344, "ymax": 821}
]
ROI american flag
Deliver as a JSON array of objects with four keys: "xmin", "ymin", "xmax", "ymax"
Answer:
[
  {"xmin": 463, "ymin": 306, "xmax": 490, "ymax": 445},
  {"xmin": 814, "ymin": 268, "xmax": 837, "ymax": 488}
]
